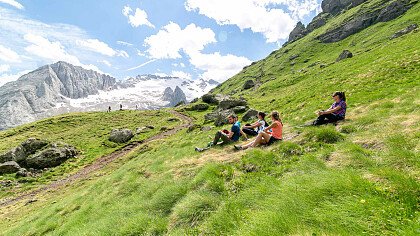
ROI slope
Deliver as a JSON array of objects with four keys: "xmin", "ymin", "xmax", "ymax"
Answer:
[{"xmin": 0, "ymin": 0, "xmax": 419, "ymax": 235}]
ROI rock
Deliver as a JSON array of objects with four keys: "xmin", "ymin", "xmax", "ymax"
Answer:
[
  {"xmin": 21, "ymin": 138, "xmax": 49, "ymax": 155},
  {"xmin": 160, "ymin": 126, "xmax": 168, "ymax": 131},
  {"xmin": 202, "ymin": 94, "xmax": 219, "ymax": 105},
  {"xmin": 109, "ymin": 129, "xmax": 134, "ymax": 143},
  {"xmin": 336, "ymin": 50, "xmax": 353, "ymax": 62},
  {"xmin": 376, "ymin": 0, "xmax": 412, "ymax": 22},
  {"xmin": 0, "ymin": 150, "xmax": 15, "ymax": 163},
  {"xmin": 187, "ymin": 124, "xmax": 201, "ymax": 133},
  {"xmin": 200, "ymin": 126, "xmax": 213, "ymax": 131},
  {"xmin": 146, "ymin": 125, "xmax": 155, "ymax": 129},
  {"xmin": 321, "ymin": 0, "xmax": 368, "ymax": 15},
  {"xmin": 289, "ymin": 54, "xmax": 300, "ymax": 61},
  {"xmin": 390, "ymin": 24, "xmax": 418, "ymax": 39},
  {"xmin": 0, "ymin": 161, "xmax": 21, "ymax": 174},
  {"xmin": 136, "ymin": 127, "xmax": 152, "ymax": 134},
  {"xmin": 218, "ymin": 99, "xmax": 247, "ymax": 110},
  {"xmin": 189, "ymin": 103, "xmax": 210, "ymax": 111},
  {"xmin": 317, "ymin": 0, "xmax": 415, "ymax": 43},
  {"xmin": 288, "ymin": 22, "xmax": 308, "ymax": 42},
  {"xmin": 320, "ymin": 64, "xmax": 327, "ymax": 69},
  {"xmin": 233, "ymin": 106, "xmax": 248, "ymax": 113},
  {"xmin": 204, "ymin": 109, "xmax": 235, "ymax": 127},
  {"xmin": 307, "ymin": 13, "xmax": 330, "ymax": 32},
  {"xmin": 243, "ymin": 80, "xmax": 255, "ymax": 90},
  {"xmin": 167, "ymin": 118, "xmax": 179, "ymax": 122},
  {"xmin": 242, "ymin": 109, "xmax": 259, "ymax": 121},
  {"xmin": 1, "ymin": 138, "xmax": 49, "ymax": 164},
  {"xmin": 190, "ymin": 98, "xmax": 199, "ymax": 103},
  {"xmin": 16, "ymin": 168, "xmax": 29, "ymax": 178},
  {"xmin": 25, "ymin": 145, "xmax": 78, "ymax": 169}
]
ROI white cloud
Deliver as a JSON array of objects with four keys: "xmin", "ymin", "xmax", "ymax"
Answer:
[
  {"xmin": 0, "ymin": 45, "xmax": 21, "ymax": 62},
  {"xmin": 117, "ymin": 41, "xmax": 134, "ymax": 47},
  {"xmin": 171, "ymin": 70, "xmax": 192, "ymax": 80},
  {"xmin": 77, "ymin": 39, "xmax": 129, "ymax": 57},
  {"xmin": 185, "ymin": 0, "xmax": 320, "ymax": 42},
  {"xmin": 24, "ymin": 33, "xmax": 82, "ymax": 65},
  {"xmin": 144, "ymin": 22, "xmax": 216, "ymax": 59},
  {"xmin": 100, "ymin": 60, "xmax": 112, "ymax": 67},
  {"xmin": 122, "ymin": 5, "xmax": 154, "ymax": 28},
  {"xmin": 0, "ymin": 0, "xmax": 24, "ymax": 10},
  {"xmin": 180, "ymin": 63, "xmax": 186, "ymax": 68},
  {"xmin": 189, "ymin": 51, "xmax": 251, "ymax": 82},
  {"xmin": 0, "ymin": 64, "xmax": 10, "ymax": 73}
]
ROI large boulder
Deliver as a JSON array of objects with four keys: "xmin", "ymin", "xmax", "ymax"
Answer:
[
  {"xmin": 336, "ymin": 50, "xmax": 353, "ymax": 62},
  {"xmin": 202, "ymin": 94, "xmax": 219, "ymax": 105},
  {"xmin": 21, "ymin": 138, "xmax": 49, "ymax": 155},
  {"xmin": 218, "ymin": 99, "xmax": 248, "ymax": 110},
  {"xmin": 243, "ymin": 80, "xmax": 255, "ymax": 90},
  {"xmin": 0, "ymin": 138, "xmax": 49, "ymax": 163},
  {"xmin": 204, "ymin": 109, "xmax": 235, "ymax": 127},
  {"xmin": 25, "ymin": 145, "xmax": 78, "ymax": 169},
  {"xmin": 376, "ymin": 0, "xmax": 412, "ymax": 22},
  {"xmin": 109, "ymin": 129, "xmax": 134, "ymax": 143},
  {"xmin": 307, "ymin": 13, "xmax": 330, "ymax": 32},
  {"xmin": 233, "ymin": 106, "xmax": 248, "ymax": 113},
  {"xmin": 0, "ymin": 161, "xmax": 21, "ymax": 174},
  {"xmin": 242, "ymin": 109, "xmax": 259, "ymax": 122}
]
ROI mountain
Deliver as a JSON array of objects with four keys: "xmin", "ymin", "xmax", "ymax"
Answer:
[
  {"xmin": 1, "ymin": 0, "xmax": 419, "ymax": 235},
  {"xmin": 162, "ymin": 86, "xmax": 187, "ymax": 107},
  {"xmin": 0, "ymin": 62, "xmax": 218, "ymax": 130}
]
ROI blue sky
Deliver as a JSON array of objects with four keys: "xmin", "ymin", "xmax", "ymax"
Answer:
[{"xmin": 0, "ymin": 0, "xmax": 321, "ymax": 85}]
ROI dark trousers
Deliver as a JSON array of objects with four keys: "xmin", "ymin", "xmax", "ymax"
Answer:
[
  {"xmin": 313, "ymin": 114, "xmax": 344, "ymax": 126},
  {"xmin": 242, "ymin": 128, "xmax": 258, "ymax": 136},
  {"xmin": 213, "ymin": 131, "xmax": 232, "ymax": 145}
]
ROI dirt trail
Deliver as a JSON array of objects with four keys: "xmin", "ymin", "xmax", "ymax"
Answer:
[{"xmin": 0, "ymin": 110, "xmax": 193, "ymax": 208}]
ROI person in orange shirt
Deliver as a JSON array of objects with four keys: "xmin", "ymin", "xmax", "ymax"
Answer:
[{"xmin": 235, "ymin": 111, "xmax": 283, "ymax": 150}]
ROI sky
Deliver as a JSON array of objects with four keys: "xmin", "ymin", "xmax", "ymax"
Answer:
[{"xmin": 0, "ymin": 0, "xmax": 322, "ymax": 86}]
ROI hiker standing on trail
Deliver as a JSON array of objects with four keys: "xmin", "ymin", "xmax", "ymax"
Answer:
[
  {"xmin": 235, "ymin": 111, "xmax": 283, "ymax": 150},
  {"xmin": 107, "ymin": 106, "xmax": 111, "ymax": 112},
  {"xmin": 195, "ymin": 114, "xmax": 241, "ymax": 152},
  {"xmin": 313, "ymin": 91, "xmax": 347, "ymax": 125},
  {"xmin": 120, "ymin": 104, "xmax": 123, "ymax": 111}
]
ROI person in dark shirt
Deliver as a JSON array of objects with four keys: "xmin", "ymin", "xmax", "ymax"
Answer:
[
  {"xmin": 195, "ymin": 114, "xmax": 241, "ymax": 152},
  {"xmin": 313, "ymin": 91, "xmax": 347, "ymax": 125}
]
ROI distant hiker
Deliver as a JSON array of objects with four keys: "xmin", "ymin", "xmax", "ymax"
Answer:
[
  {"xmin": 195, "ymin": 114, "xmax": 241, "ymax": 152},
  {"xmin": 313, "ymin": 91, "xmax": 347, "ymax": 125},
  {"xmin": 136, "ymin": 105, "xmax": 138, "ymax": 110},
  {"xmin": 107, "ymin": 106, "xmax": 111, "ymax": 112},
  {"xmin": 241, "ymin": 112, "xmax": 268, "ymax": 138},
  {"xmin": 235, "ymin": 111, "xmax": 283, "ymax": 150},
  {"xmin": 120, "ymin": 104, "xmax": 123, "ymax": 111}
]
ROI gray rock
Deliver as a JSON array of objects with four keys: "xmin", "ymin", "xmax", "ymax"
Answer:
[
  {"xmin": 16, "ymin": 168, "xmax": 30, "ymax": 178},
  {"xmin": 0, "ymin": 161, "xmax": 21, "ymax": 174},
  {"xmin": 390, "ymin": 24, "xmax": 418, "ymax": 39},
  {"xmin": 136, "ymin": 127, "xmax": 152, "ymax": 134},
  {"xmin": 200, "ymin": 126, "xmax": 213, "ymax": 131},
  {"xmin": 189, "ymin": 103, "xmax": 210, "ymax": 111},
  {"xmin": 204, "ymin": 109, "xmax": 235, "ymax": 127},
  {"xmin": 288, "ymin": 22, "xmax": 308, "ymax": 42},
  {"xmin": 25, "ymin": 145, "xmax": 78, "ymax": 169},
  {"xmin": 0, "ymin": 138, "xmax": 49, "ymax": 163},
  {"xmin": 289, "ymin": 54, "xmax": 300, "ymax": 61},
  {"xmin": 336, "ymin": 50, "xmax": 353, "ymax": 62},
  {"xmin": 146, "ymin": 125, "xmax": 155, "ymax": 129},
  {"xmin": 307, "ymin": 13, "xmax": 330, "ymax": 32},
  {"xmin": 317, "ymin": 0, "xmax": 415, "ymax": 43},
  {"xmin": 243, "ymin": 80, "xmax": 255, "ymax": 90},
  {"xmin": 321, "ymin": 0, "xmax": 368, "ymax": 15},
  {"xmin": 160, "ymin": 126, "xmax": 168, "ymax": 131},
  {"xmin": 202, "ymin": 94, "xmax": 219, "ymax": 105},
  {"xmin": 218, "ymin": 99, "xmax": 248, "ymax": 110},
  {"xmin": 233, "ymin": 106, "xmax": 248, "ymax": 113},
  {"xmin": 0, "ymin": 150, "xmax": 15, "ymax": 163},
  {"xmin": 109, "ymin": 129, "xmax": 134, "ymax": 143},
  {"xmin": 242, "ymin": 109, "xmax": 259, "ymax": 121}
]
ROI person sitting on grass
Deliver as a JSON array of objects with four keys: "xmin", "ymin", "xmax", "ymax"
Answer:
[
  {"xmin": 241, "ymin": 112, "xmax": 268, "ymax": 138},
  {"xmin": 313, "ymin": 91, "xmax": 347, "ymax": 126},
  {"xmin": 235, "ymin": 111, "xmax": 283, "ymax": 150},
  {"xmin": 195, "ymin": 114, "xmax": 241, "ymax": 152}
]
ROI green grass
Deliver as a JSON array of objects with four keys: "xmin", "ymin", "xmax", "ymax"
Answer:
[
  {"xmin": 0, "ymin": 1, "xmax": 419, "ymax": 235},
  {"xmin": 0, "ymin": 109, "xmax": 180, "ymax": 198}
]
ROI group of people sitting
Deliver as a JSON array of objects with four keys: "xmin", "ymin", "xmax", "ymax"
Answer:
[{"xmin": 195, "ymin": 91, "xmax": 347, "ymax": 152}]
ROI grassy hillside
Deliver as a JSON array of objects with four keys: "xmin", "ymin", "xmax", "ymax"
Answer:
[
  {"xmin": 0, "ymin": 110, "xmax": 180, "ymax": 198},
  {"xmin": 1, "ymin": 1, "xmax": 419, "ymax": 235}
]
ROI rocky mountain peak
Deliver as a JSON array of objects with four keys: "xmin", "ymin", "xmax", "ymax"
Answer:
[{"xmin": 162, "ymin": 86, "xmax": 187, "ymax": 107}]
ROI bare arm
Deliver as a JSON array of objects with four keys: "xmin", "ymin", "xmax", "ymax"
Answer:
[
  {"xmin": 263, "ymin": 122, "xmax": 278, "ymax": 132},
  {"xmin": 320, "ymin": 106, "xmax": 341, "ymax": 115}
]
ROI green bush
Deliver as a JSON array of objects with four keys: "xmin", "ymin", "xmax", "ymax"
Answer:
[{"xmin": 305, "ymin": 127, "xmax": 345, "ymax": 143}]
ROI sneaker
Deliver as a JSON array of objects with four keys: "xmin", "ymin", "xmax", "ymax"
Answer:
[{"xmin": 234, "ymin": 145, "xmax": 242, "ymax": 150}]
